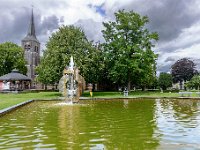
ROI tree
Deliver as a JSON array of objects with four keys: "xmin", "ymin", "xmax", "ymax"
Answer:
[
  {"xmin": 158, "ymin": 72, "xmax": 172, "ymax": 90},
  {"xmin": 171, "ymin": 58, "xmax": 197, "ymax": 83},
  {"xmin": 102, "ymin": 10, "xmax": 158, "ymax": 90},
  {"xmin": 82, "ymin": 44, "xmax": 105, "ymax": 84},
  {"xmin": 186, "ymin": 75, "xmax": 200, "ymax": 90},
  {"xmin": 35, "ymin": 54, "xmax": 54, "ymax": 88},
  {"xmin": 36, "ymin": 25, "xmax": 102, "ymax": 85},
  {"xmin": 0, "ymin": 42, "xmax": 27, "ymax": 76}
]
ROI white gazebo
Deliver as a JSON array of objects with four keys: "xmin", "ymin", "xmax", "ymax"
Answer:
[{"xmin": 0, "ymin": 69, "xmax": 31, "ymax": 91}]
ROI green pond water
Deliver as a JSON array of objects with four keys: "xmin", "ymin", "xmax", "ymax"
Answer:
[{"xmin": 0, "ymin": 99, "xmax": 200, "ymax": 149}]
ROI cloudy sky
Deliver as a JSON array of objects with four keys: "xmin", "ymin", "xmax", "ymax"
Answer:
[{"xmin": 0, "ymin": 0, "xmax": 200, "ymax": 73}]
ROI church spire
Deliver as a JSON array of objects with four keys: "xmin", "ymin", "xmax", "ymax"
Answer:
[
  {"xmin": 27, "ymin": 8, "xmax": 36, "ymax": 38},
  {"xmin": 21, "ymin": 6, "xmax": 40, "ymax": 81}
]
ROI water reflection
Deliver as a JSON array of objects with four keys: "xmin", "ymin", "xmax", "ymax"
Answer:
[
  {"xmin": 0, "ymin": 102, "xmax": 57, "ymax": 149},
  {"xmin": 1, "ymin": 99, "xmax": 200, "ymax": 149},
  {"xmin": 78, "ymin": 99, "xmax": 159, "ymax": 149},
  {"xmin": 173, "ymin": 100, "xmax": 199, "ymax": 124},
  {"xmin": 0, "ymin": 100, "xmax": 159, "ymax": 149},
  {"xmin": 155, "ymin": 99, "xmax": 200, "ymax": 149}
]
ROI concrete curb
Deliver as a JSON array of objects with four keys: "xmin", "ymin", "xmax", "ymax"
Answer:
[
  {"xmin": 0, "ymin": 99, "xmax": 34, "ymax": 117},
  {"xmin": 79, "ymin": 96, "xmax": 200, "ymax": 100},
  {"xmin": 0, "ymin": 98, "xmax": 71, "ymax": 117}
]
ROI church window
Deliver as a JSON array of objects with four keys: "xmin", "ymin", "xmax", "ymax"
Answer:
[
  {"xmin": 25, "ymin": 44, "xmax": 31, "ymax": 51},
  {"xmin": 35, "ymin": 46, "xmax": 38, "ymax": 52}
]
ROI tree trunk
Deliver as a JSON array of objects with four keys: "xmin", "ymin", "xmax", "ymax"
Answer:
[
  {"xmin": 142, "ymin": 86, "xmax": 145, "ymax": 91},
  {"xmin": 45, "ymin": 84, "xmax": 47, "ymax": 90},
  {"xmin": 127, "ymin": 74, "xmax": 131, "ymax": 91},
  {"xmin": 142, "ymin": 86, "xmax": 147, "ymax": 91},
  {"xmin": 92, "ymin": 83, "xmax": 95, "ymax": 92},
  {"xmin": 127, "ymin": 80, "xmax": 131, "ymax": 91}
]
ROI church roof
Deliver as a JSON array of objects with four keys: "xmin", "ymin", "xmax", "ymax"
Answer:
[
  {"xmin": 0, "ymin": 69, "xmax": 31, "ymax": 81},
  {"xmin": 22, "ymin": 8, "xmax": 39, "ymax": 42},
  {"xmin": 22, "ymin": 35, "xmax": 39, "ymax": 42}
]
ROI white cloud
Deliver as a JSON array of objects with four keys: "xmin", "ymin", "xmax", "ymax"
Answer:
[
  {"xmin": 74, "ymin": 19, "xmax": 104, "ymax": 42},
  {"xmin": 156, "ymin": 20, "xmax": 200, "ymax": 72},
  {"xmin": 1, "ymin": 0, "xmax": 200, "ymax": 72},
  {"xmin": 157, "ymin": 21, "xmax": 200, "ymax": 52}
]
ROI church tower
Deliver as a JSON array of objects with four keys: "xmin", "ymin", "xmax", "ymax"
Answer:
[{"xmin": 21, "ymin": 9, "xmax": 40, "ymax": 81}]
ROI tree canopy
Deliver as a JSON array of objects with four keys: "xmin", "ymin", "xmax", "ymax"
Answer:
[
  {"xmin": 102, "ymin": 10, "xmax": 158, "ymax": 90},
  {"xmin": 0, "ymin": 42, "xmax": 27, "ymax": 76},
  {"xmin": 186, "ymin": 75, "xmax": 200, "ymax": 90},
  {"xmin": 158, "ymin": 72, "xmax": 172, "ymax": 90},
  {"xmin": 37, "ymin": 11, "xmax": 159, "ymax": 91},
  {"xmin": 36, "ymin": 25, "xmax": 102, "ymax": 85},
  {"xmin": 171, "ymin": 58, "xmax": 197, "ymax": 83}
]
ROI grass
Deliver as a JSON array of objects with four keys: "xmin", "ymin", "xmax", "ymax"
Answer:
[
  {"xmin": 82, "ymin": 90, "xmax": 200, "ymax": 98},
  {"xmin": 82, "ymin": 91, "xmax": 178, "ymax": 98},
  {"xmin": 1, "ymin": 90, "xmax": 200, "ymax": 111},
  {"xmin": 0, "ymin": 91, "xmax": 60, "ymax": 110}
]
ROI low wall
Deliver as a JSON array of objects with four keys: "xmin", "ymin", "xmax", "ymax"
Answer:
[{"xmin": 0, "ymin": 99, "xmax": 34, "ymax": 116}]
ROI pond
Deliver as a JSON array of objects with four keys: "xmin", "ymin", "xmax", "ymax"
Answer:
[{"xmin": 0, "ymin": 99, "xmax": 200, "ymax": 149}]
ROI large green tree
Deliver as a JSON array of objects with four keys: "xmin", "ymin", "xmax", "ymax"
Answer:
[
  {"xmin": 82, "ymin": 44, "xmax": 105, "ymax": 84},
  {"xmin": 158, "ymin": 72, "xmax": 173, "ymax": 90},
  {"xmin": 102, "ymin": 10, "xmax": 158, "ymax": 90},
  {"xmin": 0, "ymin": 42, "xmax": 27, "ymax": 76},
  {"xmin": 36, "ymin": 25, "xmax": 102, "ymax": 85}
]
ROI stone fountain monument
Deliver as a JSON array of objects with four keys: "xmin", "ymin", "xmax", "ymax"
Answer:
[{"xmin": 58, "ymin": 56, "xmax": 84, "ymax": 103}]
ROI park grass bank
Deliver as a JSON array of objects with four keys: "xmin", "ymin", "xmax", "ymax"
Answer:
[
  {"xmin": 82, "ymin": 91, "xmax": 181, "ymax": 98},
  {"xmin": 0, "ymin": 92, "xmax": 60, "ymax": 110},
  {"xmin": 83, "ymin": 90, "xmax": 200, "ymax": 99},
  {"xmin": 1, "ymin": 90, "xmax": 200, "ymax": 111}
]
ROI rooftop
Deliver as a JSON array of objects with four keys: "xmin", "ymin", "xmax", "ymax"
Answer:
[{"xmin": 0, "ymin": 69, "xmax": 31, "ymax": 81}]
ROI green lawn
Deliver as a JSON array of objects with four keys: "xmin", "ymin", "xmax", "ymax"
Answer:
[
  {"xmin": 82, "ymin": 90, "xmax": 200, "ymax": 98},
  {"xmin": 0, "ymin": 92, "xmax": 60, "ymax": 110},
  {"xmin": 1, "ymin": 90, "xmax": 200, "ymax": 111}
]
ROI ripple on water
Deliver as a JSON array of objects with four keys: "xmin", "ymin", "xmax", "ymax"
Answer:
[{"xmin": 1, "ymin": 99, "xmax": 200, "ymax": 149}]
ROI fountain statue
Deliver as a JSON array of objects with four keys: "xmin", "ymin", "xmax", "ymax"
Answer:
[{"xmin": 58, "ymin": 56, "xmax": 84, "ymax": 103}]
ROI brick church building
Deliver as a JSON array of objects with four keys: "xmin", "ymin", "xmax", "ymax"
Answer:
[{"xmin": 21, "ymin": 9, "xmax": 40, "ymax": 87}]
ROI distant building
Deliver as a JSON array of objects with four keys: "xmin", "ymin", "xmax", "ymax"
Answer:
[
  {"xmin": 172, "ymin": 80, "xmax": 185, "ymax": 90},
  {"xmin": 21, "ymin": 9, "xmax": 40, "ymax": 82}
]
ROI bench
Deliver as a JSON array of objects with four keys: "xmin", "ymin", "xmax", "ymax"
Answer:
[{"xmin": 179, "ymin": 92, "xmax": 192, "ymax": 97}]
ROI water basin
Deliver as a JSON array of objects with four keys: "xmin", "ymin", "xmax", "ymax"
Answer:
[{"xmin": 0, "ymin": 99, "xmax": 200, "ymax": 149}]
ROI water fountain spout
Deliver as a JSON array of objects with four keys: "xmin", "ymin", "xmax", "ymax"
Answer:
[
  {"xmin": 69, "ymin": 56, "xmax": 74, "ymax": 71},
  {"xmin": 58, "ymin": 56, "xmax": 83, "ymax": 103}
]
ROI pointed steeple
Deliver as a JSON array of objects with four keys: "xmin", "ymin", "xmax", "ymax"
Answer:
[
  {"xmin": 27, "ymin": 8, "xmax": 36, "ymax": 38},
  {"xmin": 21, "ymin": 6, "xmax": 40, "ymax": 81},
  {"xmin": 22, "ymin": 8, "xmax": 38, "ymax": 42}
]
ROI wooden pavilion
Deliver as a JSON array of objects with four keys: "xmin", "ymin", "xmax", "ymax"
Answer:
[{"xmin": 0, "ymin": 69, "xmax": 31, "ymax": 91}]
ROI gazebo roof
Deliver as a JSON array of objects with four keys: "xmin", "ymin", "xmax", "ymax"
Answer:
[{"xmin": 0, "ymin": 69, "xmax": 31, "ymax": 81}]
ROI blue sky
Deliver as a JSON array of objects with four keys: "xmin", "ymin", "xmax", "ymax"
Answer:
[{"xmin": 93, "ymin": 4, "xmax": 106, "ymax": 16}]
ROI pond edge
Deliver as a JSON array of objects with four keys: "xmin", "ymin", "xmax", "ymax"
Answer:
[
  {"xmin": 0, "ymin": 99, "xmax": 34, "ymax": 117},
  {"xmin": 1, "ymin": 96, "xmax": 200, "ymax": 117}
]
